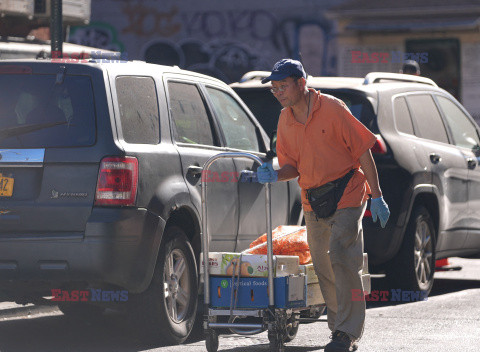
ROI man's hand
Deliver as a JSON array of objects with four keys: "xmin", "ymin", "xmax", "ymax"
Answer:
[
  {"xmin": 257, "ymin": 162, "xmax": 278, "ymax": 184},
  {"xmin": 370, "ymin": 196, "xmax": 390, "ymax": 228}
]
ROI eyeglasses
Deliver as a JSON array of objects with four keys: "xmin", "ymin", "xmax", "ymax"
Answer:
[{"xmin": 270, "ymin": 80, "xmax": 298, "ymax": 94}]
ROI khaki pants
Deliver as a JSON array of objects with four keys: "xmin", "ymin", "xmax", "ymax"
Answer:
[{"xmin": 304, "ymin": 202, "xmax": 367, "ymax": 341}]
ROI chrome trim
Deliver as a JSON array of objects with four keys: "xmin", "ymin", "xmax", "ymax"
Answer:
[
  {"xmin": 364, "ymin": 72, "xmax": 438, "ymax": 87},
  {"xmin": 0, "ymin": 149, "xmax": 45, "ymax": 164}
]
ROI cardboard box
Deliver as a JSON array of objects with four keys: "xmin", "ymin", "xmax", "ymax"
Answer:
[
  {"xmin": 209, "ymin": 275, "xmax": 307, "ymax": 309},
  {"xmin": 299, "ymin": 264, "xmax": 319, "ymax": 284},
  {"xmin": 307, "ymin": 282, "xmax": 325, "ymax": 306},
  {"xmin": 200, "ymin": 252, "xmax": 299, "ymax": 277},
  {"xmin": 305, "ymin": 274, "xmax": 370, "ymax": 306}
]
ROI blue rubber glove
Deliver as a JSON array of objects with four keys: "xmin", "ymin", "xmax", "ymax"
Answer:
[
  {"xmin": 257, "ymin": 162, "xmax": 278, "ymax": 184},
  {"xmin": 238, "ymin": 170, "xmax": 258, "ymax": 183},
  {"xmin": 370, "ymin": 196, "xmax": 390, "ymax": 228}
]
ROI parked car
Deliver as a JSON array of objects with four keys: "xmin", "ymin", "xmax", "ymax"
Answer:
[
  {"xmin": 231, "ymin": 71, "xmax": 480, "ymax": 295},
  {"xmin": 0, "ymin": 60, "xmax": 303, "ymax": 344}
]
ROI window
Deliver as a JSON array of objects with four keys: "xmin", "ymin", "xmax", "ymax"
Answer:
[
  {"xmin": 234, "ymin": 89, "xmax": 281, "ymax": 136},
  {"xmin": 393, "ymin": 96, "xmax": 414, "ymax": 135},
  {"xmin": 206, "ymin": 88, "xmax": 260, "ymax": 152},
  {"xmin": 407, "ymin": 94, "xmax": 449, "ymax": 144},
  {"xmin": 436, "ymin": 96, "xmax": 480, "ymax": 149},
  {"xmin": 116, "ymin": 76, "xmax": 160, "ymax": 144},
  {"xmin": 0, "ymin": 74, "xmax": 96, "ymax": 148},
  {"xmin": 168, "ymin": 82, "xmax": 215, "ymax": 146}
]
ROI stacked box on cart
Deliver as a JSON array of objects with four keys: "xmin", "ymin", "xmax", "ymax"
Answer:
[
  {"xmin": 299, "ymin": 264, "xmax": 319, "ymax": 284},
  {"xmin": 209, "ymin": 275, "xmax": 307, "ymax": 309},
  {"xmin": 201, "ymin": 252, "xmax": 300, "ymax": 277}
]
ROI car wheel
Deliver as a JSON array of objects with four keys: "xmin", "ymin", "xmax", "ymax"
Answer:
[
  {"xmin": 387, "ymin": 205, "xmax": 436, "ymax": 295},
  {"xmin": 133, "ymin": 226, "xmax": 198, "ymax": 345},
  {"xmin": 58, "ymin": 302, "xmax": 105, "ymax": 319}
]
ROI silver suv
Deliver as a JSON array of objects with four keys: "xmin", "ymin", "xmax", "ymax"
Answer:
[
  {"xmin": 232, "ymin": 71, "xmax": 480, "ymax": 295},
  {"xmin": 0, "ymin": 60, "xmax": 302, "ymax": 344}
]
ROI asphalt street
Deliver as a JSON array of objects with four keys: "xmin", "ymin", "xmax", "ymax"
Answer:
[{"xmin": 0, "ymin": 257, "xmax": 479, "ymax": 352}]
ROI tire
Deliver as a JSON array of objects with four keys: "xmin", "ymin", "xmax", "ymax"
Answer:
[
  {"xmin": 132, "ymin": 226, "xmax": 198, "ymax": 345},
  {"xmin": 58, "ymin": 302, "xmax": 105, "ymax": 320},
  {"xmin": 284, "ymin": 321, "xmax": 299, "ymax": 343},
  {"xmin": 205, "ymin": 329, "xmax": 219, "ymax": 352},
  {"xmin": 268, "ymin": 331, "xmax": 285, "ymax": 352},
  {"xmin": 387, "ymin": 205, "xmax": 436, "ymax": 295}
]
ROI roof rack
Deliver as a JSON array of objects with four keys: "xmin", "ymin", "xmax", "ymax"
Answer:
[
  {"xmin": 363, "ymin": 72, "xmax": 438, "ymax": 87},
  {"xmin": 239, "ymin": 71, "xmax": 271, "ymax": 82}
]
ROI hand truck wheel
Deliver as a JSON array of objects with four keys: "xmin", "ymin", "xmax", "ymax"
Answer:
[
  {"xmin": 284, "ymin": 321, "xmax": 299, "ymax": 343},
  {"xmin": 205, "ymin": 329, "xmax": 219, "ymax": 352},
  {"xmin": 268, "ymin": 331, "xmax": 285, "ymax": 352}
]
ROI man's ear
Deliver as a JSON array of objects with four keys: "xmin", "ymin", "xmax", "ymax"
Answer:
[{"xmin": 297, "ymin": 77, "xmax": 307, "ymax": 90}]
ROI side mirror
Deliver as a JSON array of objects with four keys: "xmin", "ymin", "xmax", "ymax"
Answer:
[{"xmin": 266, "ymin": 130, "xmax": 277, "ymax": 160}]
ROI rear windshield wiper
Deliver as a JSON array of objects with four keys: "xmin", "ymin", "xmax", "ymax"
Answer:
[{"xmin": 0, "ymin": 121, "xmax": 68, "ymax": 140}]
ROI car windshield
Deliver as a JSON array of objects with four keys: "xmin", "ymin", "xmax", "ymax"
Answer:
[
  {"xmin": 234, "ymin": 88, "xmax": 378, "ymax": 135},
  {"xmin": 0, "ymin": 73, "xmax": 96, "ymax": 148}
]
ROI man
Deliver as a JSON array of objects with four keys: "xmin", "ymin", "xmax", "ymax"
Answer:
[
  {"xmin": 256, "ymin": 59, "xmax": 390, "ymax": 352},
  {"xmin": 401, "ymin": 59, "xmax": 420, "ymax": 75}
]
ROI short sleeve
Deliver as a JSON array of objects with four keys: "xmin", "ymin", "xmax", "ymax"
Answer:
[
  {"xmin": 339, "ymin": 101, "xmax": 376, "ymax": 160},
  {"xmin": 276, "ymin": 113, "xmax": 298, "ymax": 169}
]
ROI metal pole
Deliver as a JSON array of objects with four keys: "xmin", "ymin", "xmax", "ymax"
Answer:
[
  {"xmin": 201, "ymin": 162, "xmax": 210, "ymax": 305},
  {"xmin": 50, "ymin": 0, "xmax": 63, "ymax": 58},
  {"xmin": 265, "ymin": 182, "xmax": 275, "ymax": 307}
]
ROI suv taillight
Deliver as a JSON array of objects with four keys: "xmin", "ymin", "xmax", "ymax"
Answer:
[
  {"xmin": 371, "ymin": 135, "xmax": 387, "ymax": 155},
  {"xmin": 95, "ymin": 157, "xmax": 138, "ymax": 206}
]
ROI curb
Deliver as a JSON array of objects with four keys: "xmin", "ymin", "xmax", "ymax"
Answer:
[{"xmin": 0, "ymin": 303, "xmax": 59, "ymax": 319}]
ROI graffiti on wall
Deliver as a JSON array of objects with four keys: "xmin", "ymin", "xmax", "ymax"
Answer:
[
  {"xmin": 142, "ymin": 38, "xmax": 268, "ymax": 83},
  {"xmin": 74, "ymin": 2, "xmax": 334, "ymax": 82},
  {"xmin": 69, "ymin": 22, "xmax": 125, "ymax": 52},
  {"xmin": 121, "ymin": 4, "xmax": 181, "ymax": 37}
]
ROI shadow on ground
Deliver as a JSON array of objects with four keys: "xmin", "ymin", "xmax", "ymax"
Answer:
[
  {"xmin": 0, "ymin": 312, "xmax": 173, "ymax": 352},
  {"xmin": 0, "ymin": 276, "xmax": 478, "ymax": 351}
]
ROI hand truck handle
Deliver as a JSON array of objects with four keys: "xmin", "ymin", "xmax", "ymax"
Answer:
[{"xmin": 201, "ymin": 152, "xmax": 275, "ymax": 308}]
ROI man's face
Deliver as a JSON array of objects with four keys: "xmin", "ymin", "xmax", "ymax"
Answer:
[{"xmin": 271, "ymin": 77, "xmax": 303, "ymax": 108}]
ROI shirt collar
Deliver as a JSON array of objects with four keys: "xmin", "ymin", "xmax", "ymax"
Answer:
[{"xmin": 284, "ymin": 88, "xmax": 322, "ymax": 126}]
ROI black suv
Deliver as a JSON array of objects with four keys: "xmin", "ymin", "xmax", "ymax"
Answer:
[
  {"xmin": 0, "ymin": 60, "xmax": 302, "ymax": 344},
  {"xmin": 231, "ymin": 71, "xmax": 480, "ymax": 295}
]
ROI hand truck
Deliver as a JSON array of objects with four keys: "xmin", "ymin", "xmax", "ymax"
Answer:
[{"xmin": 201, "ymin": 152, "xmax": 326, "ymax": 352}]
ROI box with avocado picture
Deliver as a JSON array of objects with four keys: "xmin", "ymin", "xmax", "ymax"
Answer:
[{"xmin": 200, "ymin": 252, "xmax": 300, "ymax": 277}]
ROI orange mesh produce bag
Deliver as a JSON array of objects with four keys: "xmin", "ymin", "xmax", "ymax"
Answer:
[{"xmin": 243, "ymin": 226, "xmax": 312, "ymax": 264}]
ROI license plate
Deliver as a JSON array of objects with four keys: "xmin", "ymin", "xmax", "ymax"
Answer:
[{"xmin": 0, "ymin": 173, "xmax": 14, "ymax": 197}]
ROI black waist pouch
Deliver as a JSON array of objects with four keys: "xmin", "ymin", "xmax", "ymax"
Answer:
[{"xmin": 307, "ymin": 169, "xmax": 356, "ymax": 219}]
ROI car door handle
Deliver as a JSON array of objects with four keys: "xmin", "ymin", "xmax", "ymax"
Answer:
[
  {"xmin": 187, "ymin": 165, "xmax": 203, "ymax": 178},
  {"xmin": 467, "ymin": 158, "xmax": 477, "ymax": 169},
  {"xmin": 429, "ymin": 153, "xmax": 441, "ymax": 164}
]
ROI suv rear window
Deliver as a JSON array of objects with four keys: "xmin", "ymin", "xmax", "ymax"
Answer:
[
  {"xmin": 234, "ymin": 88, "xmax": 378, "ymax": 135},
  {"xmin": 116, "ymin": 76, "xmax": 160, "ymax": 144},
  {"xmin": 0, "ymin": 74, "xmax": 96, "ymax": 148}
]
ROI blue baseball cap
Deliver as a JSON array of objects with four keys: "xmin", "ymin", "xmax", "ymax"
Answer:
[{"xmin": 261, "ymin": 59, "xmax": 307, "ymax": 84}]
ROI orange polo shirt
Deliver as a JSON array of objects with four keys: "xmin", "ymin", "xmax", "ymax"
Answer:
[{"xmin": 276, "ymin": 89, "xmax": 377, "ymax": 212}]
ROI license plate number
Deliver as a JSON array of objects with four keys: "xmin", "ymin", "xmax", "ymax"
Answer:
[{"xmin": 0, "ymin": 174, "xmax": 14, "ymax": 197}]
